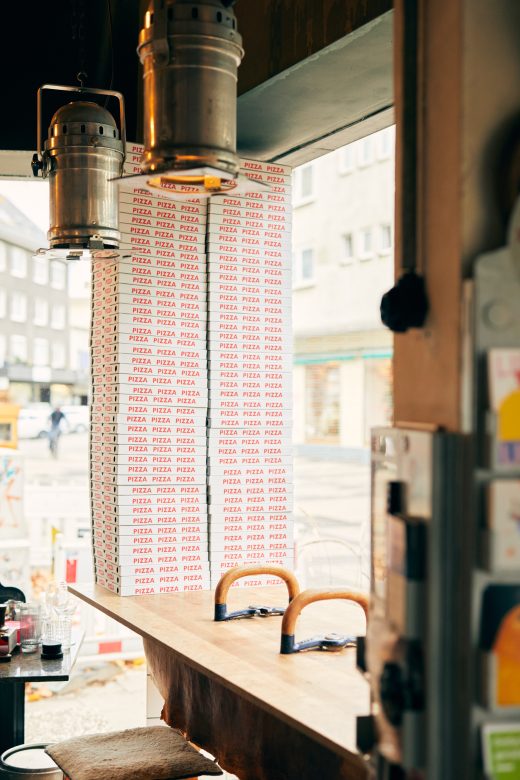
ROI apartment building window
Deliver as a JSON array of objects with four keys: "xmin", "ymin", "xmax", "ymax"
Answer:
[
  {"xmin": 0, "ymin": 242, "xmax": 6, "ymax": 272},
  {"xmin": 294, "ymin": 248, "xmax": 315, "ymax": 288},
  {"xmin": 0, "ymin": 289, "xmax": 6, "ymax": 318},
  {"xmin": 33, "ymin": 255, "xmax": 49, "ymax": 285},
  {"xmin": 380, "ymin": 224, "xmax": 393, "ymax": 254},
  {"xmin": 10, "ymin": 335, "xmax": 27, "ymax": 364},
  {"xmin": 359, "ymin": 228, "xmax": 374, "ymax": 259},
  {"xmin": 0, "ymin": 335, "xmax": 6, "ymax": 367},
  {"xmin": 50, "ymin": 260, "xmax": 66, "ymax": 290},
  {"xmin": 33, "ymin": 338, "xmax": 49, "ymax": 367},
  {"xmin": 51, "ymin": 342, "xmax": 67, "ymax": 369},
  {"xmin": 10, "ymin": 247, "xmax": 27, "ymax": 278},
  {"xmin": 358, "ymin": 136, "xmax": 375, "ymax": 167},
  {"xmin": 33, "ymin": 298, "xmax": 49, "ymax": 327},
  {"xmin": 342, "ymin": 233, "xmax": 354, "ymax": 264},
  {"xmin": 51, "ymin": 304, "xmax": 66, "ymax": 330},
  {"xmin": 339, "ymin": 145, "xmax": 355, "ymax": 174},
  {"xmin": 293, "ymin": 164, "xmax": 314, "ymax": 206},
  {"xmin": 378, "ymin": 127, "xmax": 394, "ymax": 160},
  {"xmin": 10, "ymin": 292, "xmax": 27, "ymax": 322}
]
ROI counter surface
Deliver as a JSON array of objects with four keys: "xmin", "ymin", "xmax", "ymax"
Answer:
[{"xmin": 70, "ymin": 583, "xmax": 370, "ymax": 778}]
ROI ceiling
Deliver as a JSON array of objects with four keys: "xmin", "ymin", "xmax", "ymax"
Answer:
[{"xmin": 0, "ymin": 0, "xmax": 393, "ymax": 167}]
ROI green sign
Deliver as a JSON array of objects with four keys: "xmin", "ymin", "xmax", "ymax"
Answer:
[{"xmin": 483, "ymin": 724, "xmax": 520, "ymax": 780}]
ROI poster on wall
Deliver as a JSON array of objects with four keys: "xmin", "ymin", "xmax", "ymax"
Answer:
[{"xmin": 0, "ymin": 447, "xmax": 25, "ymax": 540}]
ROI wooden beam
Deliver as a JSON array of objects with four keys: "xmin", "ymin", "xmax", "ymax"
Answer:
[
  {"xmin": 236, "ymin": 0, "xmax": 392, "ymax": 94},
  {"xmin": 393, "ymin": 0, "xmax": 462, "ymax": 430}
]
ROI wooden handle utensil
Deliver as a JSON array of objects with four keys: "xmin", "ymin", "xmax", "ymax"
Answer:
[
  {"xmin": 214, "ymin": 565, "xmax": 300, "ymax": 621},
  {"xmin": 280, "ymin": 588, "xmax": 369, "ymax": 654}
]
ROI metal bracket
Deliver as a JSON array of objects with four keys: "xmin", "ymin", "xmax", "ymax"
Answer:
[
  {"xmin": 281, "ymin": 632, "xmax": 356, "ymax": 654},
  {"xmin": 215, "ymin": 604, "xmax": 286, "ymax": 621},
  {"xmin": 35, "ymin": 83, "xmax": 126, "ymax": 177}
]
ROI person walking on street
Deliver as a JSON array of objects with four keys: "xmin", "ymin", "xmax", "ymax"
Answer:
[{"xmin": 49, "ymin": 407, "xmax": 66, "ymax": 458}]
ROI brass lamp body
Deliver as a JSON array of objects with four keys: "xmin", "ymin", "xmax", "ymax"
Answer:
[
  {"xmin": 33, "ymin": 85, "xmax": 126, "ymax": 250},
  {"xmin": 138, "ymin": 0, "xmax": 243, "ymax": 186}
]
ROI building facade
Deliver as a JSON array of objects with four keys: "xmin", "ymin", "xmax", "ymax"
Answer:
[
  {"xmin": 67, "ymin": 260, "xmax": 91, "ymax": 406},
  {"xmin": 0, "ymin": 196, "xmax": 75, "ymax": 406},
  {"xmin": 292, "ymin": 127, "xmax": 394, "ymax": 460}
]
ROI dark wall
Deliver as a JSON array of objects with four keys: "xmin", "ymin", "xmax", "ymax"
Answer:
[
  {"xmin": 1, "ymin": 0, "xmax": 391, "ymax": 152},
  {"xmin": 1, "ymin": 0, "xmax": 141, "ymax": 151}
]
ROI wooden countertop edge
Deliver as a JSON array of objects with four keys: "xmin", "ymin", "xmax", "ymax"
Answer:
[{"xmin": 69, "ymin": 584, "xmax": 367, "ymax": 771}]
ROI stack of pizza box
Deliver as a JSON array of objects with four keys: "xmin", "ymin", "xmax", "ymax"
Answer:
[
  {"xmin": 206, "ymin": 160, "xmax": 294, "ymax": 587},
  {"xmin": 90, "ymin": 143, "xmax": 210, "ymax": 595}
]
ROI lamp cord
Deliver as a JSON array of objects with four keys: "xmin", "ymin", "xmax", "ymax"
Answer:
[
  {"xmin": 104, "ymin": 0, "xmax": 115, "ymax": 107},
  {"xmin": 71, "ymin": 0, "xmax": 88, "ymax": 88}
]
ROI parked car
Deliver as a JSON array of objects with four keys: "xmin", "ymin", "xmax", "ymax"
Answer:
[
  {"xmin": 17, "ymin": 405, "xmax": 52, "ymax": 439},
  {"xmin": 60, "ymin": 405, "xmax": 90, "ymax": 434}
]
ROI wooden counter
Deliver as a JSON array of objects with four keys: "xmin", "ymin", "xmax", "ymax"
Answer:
[{"xmin": 70, "ymin": 584, "xmax": 370, "ymax": 780}]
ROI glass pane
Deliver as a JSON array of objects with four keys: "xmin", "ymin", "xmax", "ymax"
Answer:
[
  {"xmin": 301, "ymin": 249, "xmax": 314, "ymax": 280},
  {"xmin": 292, "ymin": 126, "xmax": 395, "ymax": 593}
]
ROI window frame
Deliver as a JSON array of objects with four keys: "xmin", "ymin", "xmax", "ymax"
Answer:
[
  {"xmin": 293, "ymin": 247, "xmax": 316, "ymax": 289},
  {"xmin": 358, "ymin": 136, "xmax": 375, "ymax": 167},
  {"xmin": 50, "ymin": 260, "xmax": 66, "ymax": 290},
  {"xmin": 33, "ymin": 297, "xmax": 49, "ymax": 327},
  {"xmin": 33, "ymin": 337, "xmax": 50, "ymax": 367},
  {"xmin": 359, "ymin": 227, "xmax": 375, "ymax": 260},
  {"xmin": 33, "ymin": 255, "xmax": 49, "ymax": 285},
  {"xmin": 293, "ymin": 164, "xmax": 315, "ymax": 207},
  {"xmin": 51, "ymin": 304, "xmax": 66, "ymax": 330},
  {"xmin": 379, "ymin": 223, "xmax": 393, "ymax": 255},
  {"xmin": 338, "ymin": 145, "xmax": 356, "ymax": 175},
  {"xmin": 10, "ymin": 291, "xmax": 27, "ymax": 322},
  {"xmin": 377, "ymin": 126, "xmax": 394, "ymax": 160},
  {"xmin": 340, "ymin": 233, "xmax": 355, "ymax": 265},
  {"xmin": 10, "ymin": 246, "xmax": 27, "ymax": 279},
  {"xmin": 51, "ymin": 341, "xmax": 67, "ymax": 369},
  {"xmin": 10, "ymin": 334, "xmax": 28, "ymax": 364}
]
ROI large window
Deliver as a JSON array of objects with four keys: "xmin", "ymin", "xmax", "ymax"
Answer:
[
  {"xmin": 33, "ymin": 338, "xmax": 49, "ymax": 367},
  {"xmin": 10, "ymin": 334, "xmax": 27, "ymax": 364},
  {"xmin": 10, "ymin": 292, "xmax": 27, "ymax": 322},
  {"xmin": 292, "ymin": 127, "xmax": 395, "ymax": 594},
  {"xmin": 10, "ymin": 246, "xmax": 27, "ymax": 278}
]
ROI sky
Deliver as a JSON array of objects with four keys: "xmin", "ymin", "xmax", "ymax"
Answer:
[{"xmin": 0, "ymin": 180, "xmax": 49, "ymax": 233}]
